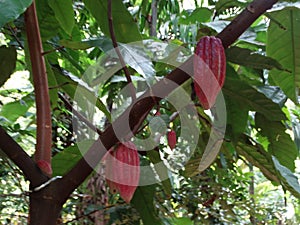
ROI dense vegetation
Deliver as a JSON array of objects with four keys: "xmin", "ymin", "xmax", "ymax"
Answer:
[{"xmin": 0, "ymin": 0, "xmax": 300, "ymax": 224}]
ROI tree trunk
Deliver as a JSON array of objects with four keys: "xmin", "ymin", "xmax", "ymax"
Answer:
[{"xmin": 29, "ymin": 193, "xmax": 62, "ymax": 225}]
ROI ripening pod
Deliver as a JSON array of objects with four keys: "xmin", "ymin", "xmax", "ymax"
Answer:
[
  {"xmin": 103, "ymin": 141, "xmax": 140, "ymax": 203},
  {"xmin": 193, "ymin": 36, "xmax": 226, "ymax": 109},
  {"xmin": 167, "ymin": 130, "xmax": 177, "ymax": 150}
]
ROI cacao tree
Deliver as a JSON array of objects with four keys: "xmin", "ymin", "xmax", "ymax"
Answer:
[{"xmin": 0, "ymin": 0, "xmax": 300, "ymax": 224}]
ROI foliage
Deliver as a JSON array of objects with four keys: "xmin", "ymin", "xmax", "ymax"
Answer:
[{"xmin": 0, "ymin": 0, "xmax": 300, "ymax": 224}]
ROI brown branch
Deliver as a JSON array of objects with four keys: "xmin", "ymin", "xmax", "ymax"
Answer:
[
  {"xmin": 56, "ymin": 0, "xmax": 278, "ymax": 204},
  {"xmin": 24, "ymin": 1, "xmax": 52, "ymax": 175},
  {"xmin": 216, "ymin": 0, "xmax": 276, "ymax": 48},
  {"xmin": 0, "ymin": 126, "xmax": 48, "ymax": 187},
  {"xmin": 107, "ymin": 0, "xmax": 136, "ymax": 101},
  {"xmin": 150, "ymin": 0, "xmax": 157, "ymax": 37}
]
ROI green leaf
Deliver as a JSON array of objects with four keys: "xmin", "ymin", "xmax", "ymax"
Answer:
[
  {"xmin": 236, "ymin": 136, "xmax": 300, "ymax": 200},
  {"xmin": 256, "ymin": 86, "xmax": 287, "ymax": 107},
  {"xmin": 0, "ymin": 0, "xmax": 33, "ymax": 28},
  {"xmin": 235, "ymin": 135, "xmax": 280, "ymax": 183},
  {"xmin": 52, "ymin": 140, "xmax": 93, "ymax": 176},
  {"xmin": 267, "ymin": 7, "xmax": 300, "ymax": 103},
  {"xmin": 52, "ymin": 66, "xmax": 111, "ymax": 121},
  {"xmin": 163, "ymin": 217, "xmax": 193, "ymax": 225},
  {"xmin": 255, "ymin": 113, "xmax": 298, "ymax": 171},
  {"xmin": 179, "ymin": 8, "xmax": 212, "ymax": 24},
  {"xmin": 273, "ymin": 156, "xmax": 300, "ymax": 198},
  {"xmin": 0, "ymin": 94, "xmax": 34, "ymax": 123},
  {"xmin": 87, "ymin": 41, "xmax": 156, "ymax": 85},
  {"xmin": 0, "ymin": 46, "xmax": 17, "ymax": 87},
  {"xmin": 225, "ymin": 96, "xmax": 249, "ymax": 140},
  {"xmin": 35, "ymin": 0, "xmax": 60, "ymax": 40},
  {"xmin": 226, "ymin": 46, "xmax": 284, "ymax": 70},
  {"xmin": 60, "ymin": 37, "xmax": 113, "ymax": 51},
  {"xmin": 147, "ymin": 150, "xmax": 172, "ymax": 196},
  {"xmin": 48, "ymin": 0, "xmax": 75, "ymax": 36},
  {"xmin": 118, "ymin": 43, "xmax": 156, "ymax": 84},
  {"xmin": 84, "ymin": 0, "xmax": 142, "ymax": 43},
  {"xmin": 223, "ymin": 77, "xmax": 286, "ymax": 122},
  {"xmin": 131, "ymin": 185, "xmax": 163, "ymax": 225}
]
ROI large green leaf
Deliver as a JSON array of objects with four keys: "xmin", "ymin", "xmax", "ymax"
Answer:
[
  {"xmin": 131, "ymin": 185, "xmax": 163, "ymax": 225},
  {"xmin": 0, "ymin": 94, "xmax": 34, "ymax": 123},
  {"xmin": 0, "ymin": 0, "xmax": 32, "ymax": 28},
  {"xmin": 223, "ymin": 77, "xmax": 286, "ymax": 122},
  {"xmin": 35, "ymin": 0, "xmax": 60, "ymax": 40},
  {"xmin": 87, "ymin": 41, "xmax": 156, "ymax": 85},
  {"xmin": 0, "ymin": 46, "xmax": 17, "ymax": 87},
  {"xmin": 237, "ymin": 136, "xmax": 300, "ymax": 198},
  {"xmin": 52, "ymin": 65, "xmax": 111, "ymax": 121},
  {"xmin": 60, "ymin": 38, "xmax": 113, "ymax": 51},
  {"xmin": 52, "ymin": 140, "xmax": 93, "ymax": 176},
  {"xmin": 273, "ymin": 156, "xmax": 300, "ymax": 198},
  {"xmin": 267, "ymin": 7, "xmax": 300, "ymax": 103},
  {"xmin": 225, "ymin": 95, "xmax": 249, "ymax": 140},
  {"xmin": 256, "ymin": 86, "xmax": 287, "ymax": 107},
  {"xmin": 120, "ymin": 43, "xmax": 155, "ymax": 75},
  {"xmin": 255, "ymin": 113, "xmax": 298, "ymax": 171},
  {"xmin": 235, "ymin": 136, "xmax": 280, "ymax": 183},
  {"xmin": 84, "ymin": 0, "xmax": 142, "ymax": 43},
  {"xmin": 48, "ymin": 0, "xmax": 75, "ymax": 36},
  {"xmin": 226, "ymin": 46, "xmax": 284, "ymax": 70},
  {"xmin": 179, "ymin": 8, "xmax": 212, "ymax": 24},
  {"xmin": 63, "ymin": 38, "xmax": 159, "ymax": 85}
]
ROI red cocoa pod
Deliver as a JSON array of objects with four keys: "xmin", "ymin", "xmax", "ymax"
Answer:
[
  {"xmin": 193, "ymin": 36, "xmax": 226, "ymax": 109},
  {"xmin": 167, "ymin": 130, "xmax": 176, "ymax": 150},
  {"xmin": 155, "ymin": 111, "xmax": 161, "ymax": 116},
  {"xmin": 103, "ymin": 141, "xmax": 140, "ymax": 203},
  {"xmin": 36, "ymin": 160, "xmax": 53, "ymax": 176}
]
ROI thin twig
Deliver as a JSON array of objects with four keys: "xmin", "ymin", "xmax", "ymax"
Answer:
[
  {"xmin": 7, "ymin": 25, "xmax": 24, "ymax": 49},
  {"xmin": 42, "ymin": 46, "xmax": 65, "ymax": 55},
  {"xmin": 107, "ymin": 0, "xmax": 136, "ymax": 101},
  {"xmin": 58, "ymin": 93, "xmax": 102, "ymax": 135},
  {"xmin": 3, "ymin": 157, "xmax": 30, "ymax": 204},
  {"xmin": 61, "ymin": 203, "xmax": 127, "ymax": 224}
]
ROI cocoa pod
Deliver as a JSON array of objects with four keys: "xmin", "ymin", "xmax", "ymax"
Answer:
[
  {"xmin": 193, "ymin": 36, "xmax": 226, "ymax": 109},
  {"xmin": 155, "ymin": 111, "xmax": 161, "ymax": 116},
  {"xmin": 167, "ymin": 130, "xmax": 176, "ymax": 150},
  {"xmin": 103, "ymin": 141, "xmax": 140, "ymax": 203}
]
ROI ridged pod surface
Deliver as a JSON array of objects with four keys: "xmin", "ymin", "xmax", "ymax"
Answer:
[
  {"xmin": 193, "ymin": 36, "xmax": 226, "ymax": 109},
  {"xmin": 103, "ymin": 141, "xmax": 140, "ymax": 203},
  {"xmin": 167, "ymin": 130, "xmax": 176, "ymax": 150}
]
